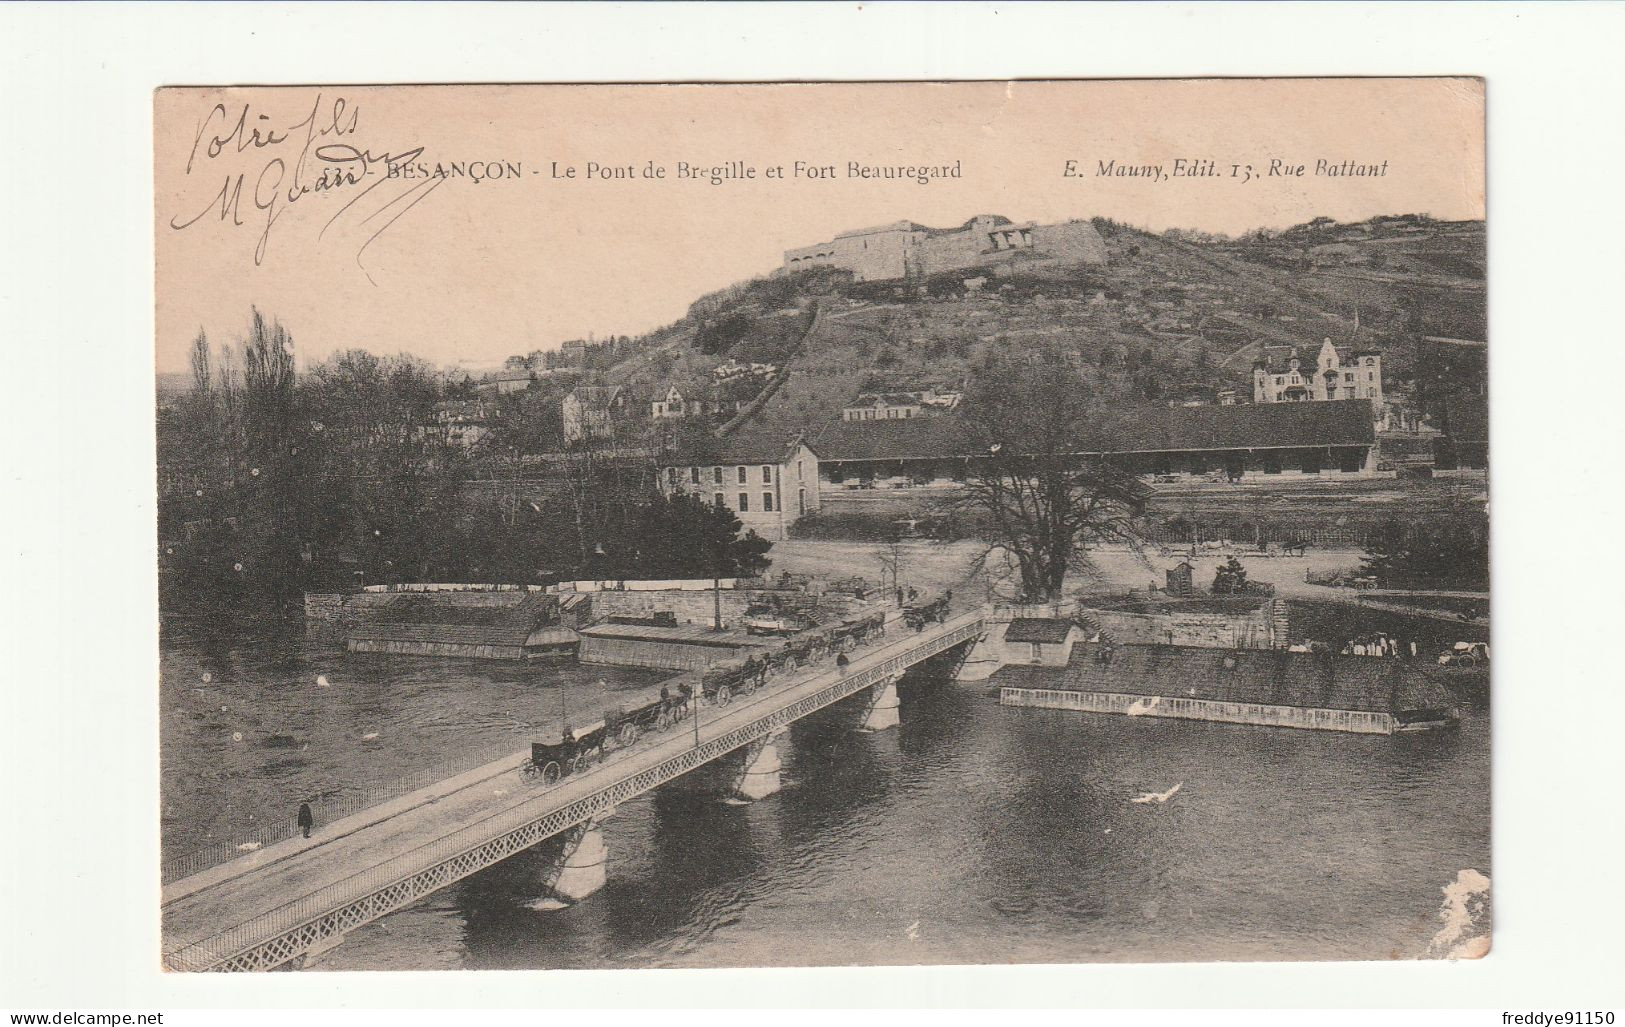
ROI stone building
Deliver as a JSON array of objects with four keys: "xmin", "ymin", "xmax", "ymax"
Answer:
[
  {"xmin": 562, "ymin": 386, "xmax": 630, "ymax": 443},
  {"xmin": 431, "ymin": 399, "xmax": 493, "ymax": 449},
  {"xmin": 1253, "ymin": 338, "xmax": 1383, "ymax": 408},
  {"xmin": 651, "ymin": 385, "xmax": 735, "ymax": 420},
  {"xmin": 657, "ymin": 430, "xmax": 822, "ymax": 541},
  {"xmin": 782, "ymin": 214, "xmax": 1108, "ymax": 283},
  {"xmin": 1002, "ymin": 618, "xmax": 1084, "ymax": 666},
  {"xmin": 841, "ymin": 389, "xmax": 962, "ymax": 422},
  {"xmin": 712, "ymin": 359, "xmax": 777, "ymax": 382},
  {"xmin": 477, "ymin": 370, "xmax": 535, "ymax": 395}
]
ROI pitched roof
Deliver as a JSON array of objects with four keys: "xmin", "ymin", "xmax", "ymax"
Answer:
[
  {"xmin": 570, "ymin": 386, "xmax": 623, "ymax": 407},
  {"xmin": 853, "ymin": 392, "xmax": 926, "ymax": 407},
  {"xmin": 1089, "ymin": 398, "xmax": 1375, "ymax": 453},
  {"xmin": 991, "ymin": 642, "xmax": 1452, "ymax": 714},
  {"xmin": 1255, "ymin": 344, "xmax": 1361, "ymax": 375},
  {"xmin": 811, "ymin": 415, "xmax": 976, "ymax": 462},
  {"xmin": 347, "ymin": 622, "xmax": 537, "ymax": 647},
  {"xmin": 660, "ymin": 429, "xmax": 816, "ymax": 467},
  {"xmin": 1004, "ymin": 618, "xmax": 1076, "ymax": 644},
  {"xmin": 809, "ymin": 399, "xmax": 1374, "ymax": 463}
]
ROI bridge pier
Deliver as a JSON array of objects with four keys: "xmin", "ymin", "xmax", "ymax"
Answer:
[
  {"xmin": 543, "ymin": 814, "xmax": 612, "ymax": 903},
  {"xmin": 731, "ymin": 729, "xmax": 785, "ymax": 800},
  {"xmin": 858, "ymin": 675, "xmax": 902, "ymax": 732}
]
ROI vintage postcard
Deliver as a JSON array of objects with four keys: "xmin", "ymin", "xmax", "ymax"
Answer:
[{"xmin": 154, "ymin": 79, "xmax": 1488, "ymax": 972}]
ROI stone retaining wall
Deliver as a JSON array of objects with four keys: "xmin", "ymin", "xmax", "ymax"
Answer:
[{"xmin": 999, "ymin": 686, "xmax": 1397, "ymax": 735}]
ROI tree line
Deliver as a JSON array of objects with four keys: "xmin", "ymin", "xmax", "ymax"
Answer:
[{"xmin": 157, "ymin": 310, "xmax": 771, "ymax": 614}]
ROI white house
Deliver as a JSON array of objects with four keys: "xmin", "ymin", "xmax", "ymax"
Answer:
[
  {"xmin": 650, "ymin": 385, "xmax": 734, "ymax": 420},
  {"xmin": 658, "ymin": 431, "xmax": 821, "ymax": 541},
  {"xmin": 1253, "ymin": 338, "xmax": 1383, "ymax": 408},
  {"xmin": 841, "ymin": 388, "xmax": 962, "ymax": 422}
]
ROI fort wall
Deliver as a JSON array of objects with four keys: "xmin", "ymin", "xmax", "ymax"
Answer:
[{"xmin": 783, "ymin": 215, "xmax": 1107, "ymax": 283}]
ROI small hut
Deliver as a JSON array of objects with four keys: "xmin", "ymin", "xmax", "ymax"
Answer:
[{"xmin": 1166, "ymin": 561, "xmax": 1195, "ymax": 598}]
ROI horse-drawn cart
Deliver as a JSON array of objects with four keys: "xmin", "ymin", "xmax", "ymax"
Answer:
[
  {"xmin": 524, "ymin": 721, "xmax": 610, "ymax": 786},
  {"xmin": 522, "ymin": 692, "xmax": 675, "ymax": 787}
]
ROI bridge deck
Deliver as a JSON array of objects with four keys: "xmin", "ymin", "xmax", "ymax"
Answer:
[{"xmin": 162, "ymin": 611, "xmax": 983, "ymax": 971}]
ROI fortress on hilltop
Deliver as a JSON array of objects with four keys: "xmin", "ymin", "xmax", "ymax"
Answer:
[{"xmin": 782, "ymin": 214, "xmax": 1108, "ymax": 283}]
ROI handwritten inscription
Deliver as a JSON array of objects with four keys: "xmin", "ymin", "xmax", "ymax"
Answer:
[
  {"xmin": 167, "ymin": 93, "xmax": 526, "ymax": 277},
  {"xmin": 170, "ymin": 95, "xmax": 379, "ymax": 264}
]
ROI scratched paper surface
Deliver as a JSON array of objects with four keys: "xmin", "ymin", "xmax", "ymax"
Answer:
[{"xmin": 154, "ymin": 81, "xmax": 1489, "ymax": 971}]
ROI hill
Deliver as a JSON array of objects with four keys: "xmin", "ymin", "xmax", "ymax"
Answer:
[{"xmin": 501, "ymin": 213, "xmax": 1485, "ymax": 440}]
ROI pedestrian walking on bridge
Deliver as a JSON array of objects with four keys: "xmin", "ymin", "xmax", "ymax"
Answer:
[{"xmin": 297, "ymin": 802, "xmax": 314, "ymax": 839}]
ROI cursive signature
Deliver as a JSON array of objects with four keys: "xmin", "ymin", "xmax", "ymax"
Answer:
[{"xmin": 168, "ymin": 93, "xmax": 436, "ymax": 270}]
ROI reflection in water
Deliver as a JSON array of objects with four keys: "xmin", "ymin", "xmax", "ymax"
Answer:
[{"xmin": 162, "ymin": 616, "xmax": 1488, "ymax": 970}]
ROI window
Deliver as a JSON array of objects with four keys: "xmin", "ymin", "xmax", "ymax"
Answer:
[
  {"xmin": 762, "ymin": 465, "xmax": 772, "ymax": 483},
  {"xmin": 666, "ymin": 466, "xmax": 678, "ymax": 486},
  {"xmin": 762, "ymin": 492, "xmax": 774, "ymax": 512},
  {"xmin": 738, "ymin": 493, "xmax": 749, "ymax": 512},
  {"xmin": 714, "ymin": 493, "xmax": 725, "ymax": 507},
  {"xmin": 712, "ymin": 466, "xmax": 723, "ymax": 485},
  {"xmin": 1030, "ymin": 643, "xmax": 1042, "ymax": 661},
  {"xmin": 798, "ymin": 488, "xmax": 806, "ymax": 515},
  {"xmin": 737, "ymin": 466, "xmax": 747, "ymax": 484},
  {"xmin": 797, "ymin": 459, "xmax": 805, "ymax": 481},
  {"xmin": 690, "ymin": 466, "xmax": 700, "ymax": 484}
]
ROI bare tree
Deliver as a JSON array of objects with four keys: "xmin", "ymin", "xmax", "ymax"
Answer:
[
  {"xmin": 189, "ymin": 329, "xmax": 212, "ymax": 395},
  {"xmin": 956, "ymin": 342, "xmax": 1149, "ymax": 602},
  {"xmin": 877, "ymin": 534, "xmax": 906, "ymax": 603}
]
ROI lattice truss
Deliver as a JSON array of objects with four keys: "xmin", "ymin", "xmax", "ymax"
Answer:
[{"xmin": 171, "ymin": 616, "xmax": 984, "ymax": 972}]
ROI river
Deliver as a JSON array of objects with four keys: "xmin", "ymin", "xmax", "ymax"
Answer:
[{"xmin": 159, "ymin": 610, "xmax": 1489, "ymax": 968}]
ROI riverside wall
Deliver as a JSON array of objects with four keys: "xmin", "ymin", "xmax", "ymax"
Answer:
[
  {"xmin": 1079, "ymin": 602, "xmax": 1279, "ymax": 649},
  {"xmin": 999, "ymin": 686, "xmax": 1399, "ymax": 735}
]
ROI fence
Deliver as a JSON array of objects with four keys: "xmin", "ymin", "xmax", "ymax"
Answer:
[
  {"xmin": 163, "ymin": 613, "xmax": 983, "ymax": 972},
  {"xmin": 1139, "ymin": 524, "xmax": 1380, "ymax": 547}
]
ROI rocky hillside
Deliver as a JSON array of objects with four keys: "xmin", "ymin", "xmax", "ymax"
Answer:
[{"xmin": 513, "ymin": 214, "xmax": 1486, "ymax": 436}]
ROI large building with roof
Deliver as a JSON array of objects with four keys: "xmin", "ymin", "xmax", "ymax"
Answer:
[
  {"xmin": 1253, "ymin": 337, "xmax": 1384, "ymax": 410},
  {"xmin": 782, "ymin": 214, "xmax": 1108, "ymax": 283},
  {"xmin": 657, "ymin": 430, "xmax": 821, "ymax": 540},
  {"xmin": 808, "ymin": 398, "xmax": 1378, "ymax": 489}
]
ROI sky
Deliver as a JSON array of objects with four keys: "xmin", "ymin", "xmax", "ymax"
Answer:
[{"xmin": 154, "ymin": 79, "xmax": 1484, "ymax": 373}]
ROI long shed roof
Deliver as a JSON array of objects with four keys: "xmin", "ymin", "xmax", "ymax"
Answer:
[{"xmin": 810, "ymin": 399, "xmax": 1376, "ymax": 463}]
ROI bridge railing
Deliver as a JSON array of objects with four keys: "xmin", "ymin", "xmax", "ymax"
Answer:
[
  {"xmin": 164, "ymin": 612, "xmax": 984, "ymax": 972},
  {"xmin": 161, "ymin": 739, "xmax": 530, "ymax": 886}
]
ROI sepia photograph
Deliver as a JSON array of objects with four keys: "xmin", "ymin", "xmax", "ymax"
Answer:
[{"xmin": 148, "ymin": 79, "xmax": 1493, "ymax": 974}]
